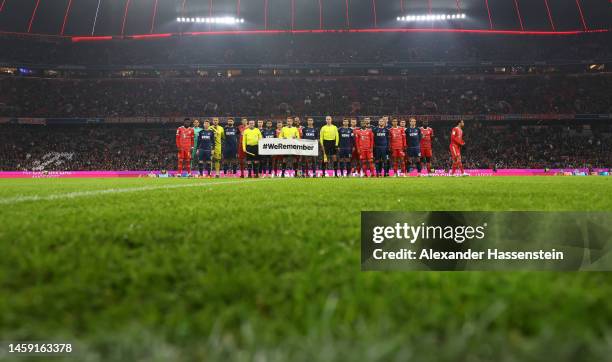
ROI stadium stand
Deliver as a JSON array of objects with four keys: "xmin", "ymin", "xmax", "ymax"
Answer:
[
  {"xmin": 1, "ymin": 74, "xmax": 611, "ymax": 117},
  {"xmin": 1, "ymin": 33, "xmax": 611, "ymax": 65},
  {"xmin": 1, "ymin": 121, "xmax": 610, "ymax": 171}
]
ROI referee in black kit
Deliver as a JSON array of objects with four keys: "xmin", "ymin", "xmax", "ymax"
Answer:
[{"xmin": 319, "ymin": 116, "xmax": 339, "ymax": 177}]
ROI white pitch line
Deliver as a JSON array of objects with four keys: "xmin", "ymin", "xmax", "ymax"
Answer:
[{"xmin": 0, "ymin": 179, "xmax": 275, "ymax": 206}]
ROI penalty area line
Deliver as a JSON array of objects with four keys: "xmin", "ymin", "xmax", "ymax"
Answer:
[{"xmin": 0, "ymin": 178, "xmax": 277, "ymax": 205}]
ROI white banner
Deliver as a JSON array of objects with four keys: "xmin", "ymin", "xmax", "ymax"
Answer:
[{"xmin": 258, "ymin": 138, "xmax": 319, "ymax": 156}]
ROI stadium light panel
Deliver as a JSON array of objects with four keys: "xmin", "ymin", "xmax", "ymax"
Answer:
[
  {"xmin": 397, "ymin": 13, "xmax": 466, "ymax": 22},
  {"xmin": 177, "ymin": 17, "xmax": 244, "ymax": 24}
]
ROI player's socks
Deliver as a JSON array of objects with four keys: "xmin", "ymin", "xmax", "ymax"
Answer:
[
  {"xmin": 178, "ymin": 161, "xmax": 183, "ymax": 176},
  {"xmin": 198, "ymin": 163, "xmax": 204, "ymax": 176},
  {"xmin": 417, "ymin": 162, "xmax": 422, "ymax": 173}
]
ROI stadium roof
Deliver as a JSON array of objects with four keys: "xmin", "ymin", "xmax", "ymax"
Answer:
[{"xmin": 0, "ymin": 0, "xmax": 608, "ymax": 40}]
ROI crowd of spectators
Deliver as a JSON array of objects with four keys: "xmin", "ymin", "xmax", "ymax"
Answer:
[
  {"xmin": 0, "ymin": 125, "xmax": 174, "ymax": 171},
  {"xmin": 1, "ymin": 73, "xmax": 610, "ymax": 117},
  {"xmin": 1, "ymin": 122, "xmax": 610, "ymax": 172},
  {"xmin": 1, "ymin": 33, "xmax": 610, "ymax": 66},
  {"xmin": 1, "ymin": 32, "xmax": 609, "ymax": 172}
]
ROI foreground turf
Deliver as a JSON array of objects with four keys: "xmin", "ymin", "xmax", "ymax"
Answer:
[{"xmin": 0, "ymin": 177, "xmax": 611, "ymax": 361}]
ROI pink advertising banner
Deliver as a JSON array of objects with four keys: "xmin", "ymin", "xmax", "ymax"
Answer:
[{"xmin": 0, "ymin": 169, "xmax": 608, "ymax": 178}]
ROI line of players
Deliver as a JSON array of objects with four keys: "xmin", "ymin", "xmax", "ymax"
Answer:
[{"xmin": 175, "ymin": 116, "xmax": 466, "ymax": 177}]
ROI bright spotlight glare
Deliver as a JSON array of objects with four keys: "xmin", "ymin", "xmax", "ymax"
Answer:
[
  {"xmin": 397, "ymin": 12, "xmax": 467, "ymax": 22},
  {"xmin": 177, "ymin": 16, "xmax": 245, "ymax": 24}
]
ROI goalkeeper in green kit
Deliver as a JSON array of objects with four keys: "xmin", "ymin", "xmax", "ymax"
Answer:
[{"xmin": 191, "ymin": 119, "xmax": 202, "ymax": 170}]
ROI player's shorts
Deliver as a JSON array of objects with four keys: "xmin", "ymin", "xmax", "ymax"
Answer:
[
  {"xmin": 223, "ymin": 146, "xmax": 238, "ymax": 159},
  {"xmin": 323, "ymin": 140, "xmax": 337, "ymax": 157},
  {"xmin": 197, "ymin": 148, "xmax": 212, "ymax": 162},
  {"xmin": 450, "ymin": 144, "xmax": 461, "ymax": 158},
  {"xmin": 213, "ymin": 147, "xmax": 222, "ymax": 160},
  {"xmin": 407, "ymin": 147, "xmax": 421, "ymax": 158},
  {"xmin": 178, "ymin": 148, "xmax": 191, "ymax": 160},
  {"xmin": 359, "ymin": 148, "xmax": 373, "ymax": 161},
  {"xmin": 245, "ymin": 145, "xmax": 259, "ymax": 161},
  {"xmin": 374, "ymin": 147, "xmax": 388, "ymax": 160},
  {"xmin": 421, "ymin": 147, "xmax": 432, "ymax": 158},
  {"xmin": 391, "ymin": 148, "xmax": 405, "ymax": 158},
  {"xmin": 338, "ymin": 147, "xmax": 352, "ymax": 158}
]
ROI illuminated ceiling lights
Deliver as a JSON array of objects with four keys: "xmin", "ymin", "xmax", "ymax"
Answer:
[
  {"xmin": 176, "ymin": 17, "xmax": 245, "ymax": 24},
  {"xmin": 397, "ymin": 14, "xmax": 467, "ymax": 22}
]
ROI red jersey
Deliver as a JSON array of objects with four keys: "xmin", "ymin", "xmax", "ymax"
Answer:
[
  {"xmin": 176, "ymin": 126, "xmax": 194, "ymax": 149},
  {"xmin": 450, "ymin": 126, "xmax": 465, "ymax": 147},
  {"xmin": 389, "ymin": 127, "xmax": 406, "ymax": 149},
  {"xmin": 420, "ymin": 127, "xmax": 434, "ymax": 149},
  {"xmin": 237, "ymin": 124, "xmax": 247, "ymax": 145},
  {"xmin": 355, "ymin": 128, "xmax": 374, "ymax": 150}
]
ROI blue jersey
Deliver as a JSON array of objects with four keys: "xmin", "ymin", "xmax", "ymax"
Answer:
[
  {"xmin": 338, "ymin": 127, "xmax": 354, "ymax": 149},
  {"xmin": 302, "ymin": 127, "xmax": 318, "ymax": 140},
  {"xmin": 197, "ymin": 129, "xmax": 215, "ymax": 150},
  {"xmin": 373, "ymin": 127, "xmax": 389, "ymax": 149},
  {"xmin": 262, "ymin": 128, "xmax": 276, "ymax": 139},
  {"xmin": 406, "ymin": 127, "xmax": 422, "ymax": 149},
  {"xmin": 224, "ymin": 126, "xmax": 238, "ymax": 149}
]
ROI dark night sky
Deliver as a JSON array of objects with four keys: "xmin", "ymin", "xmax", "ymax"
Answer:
[{"xmin": 0, "ymin": 0, "xmax": 609, "ymax": 36}]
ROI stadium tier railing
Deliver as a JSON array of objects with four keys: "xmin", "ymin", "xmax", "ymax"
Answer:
[
  {"xmin": 1, "ymin": 114, "xmax": 611, "ymax": 125},
  {"xmin": 1, "ymin": 59, "xmax": 611, "ymax": 72}
]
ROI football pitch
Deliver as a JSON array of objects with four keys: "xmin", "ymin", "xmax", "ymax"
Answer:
[{"xmin": 1, "ymin": 177, "xmax": 611, "ymax": 361}]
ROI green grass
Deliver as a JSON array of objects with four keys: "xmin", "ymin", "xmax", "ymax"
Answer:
[{"xmin": 0, "ymin": 177, "xmax": 611, "ymax": 361}]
